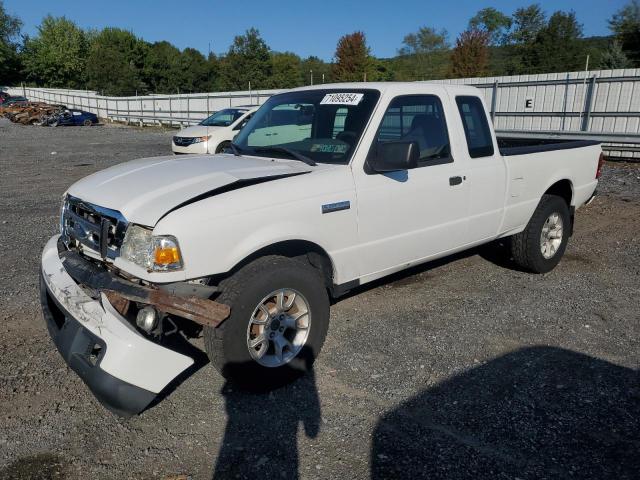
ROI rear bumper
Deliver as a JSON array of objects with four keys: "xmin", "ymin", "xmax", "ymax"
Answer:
[{"xmin": 40, "ymin": 235, "xmax": 194, "ymax": 416}]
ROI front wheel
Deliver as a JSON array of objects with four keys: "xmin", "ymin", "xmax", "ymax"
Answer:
[
  {"xmin": 204, "ymin": 255, "xmax": 330, "ymax": 389},
  {"xmin": 511, "ymin": 194, "xmax": 571, "ymax": 273},
  {"xmin": 215, "ymin": 141, "xmax": 231, "ymax": 154}
]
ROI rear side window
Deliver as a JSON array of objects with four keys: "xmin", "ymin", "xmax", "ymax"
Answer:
[{"xmin": 456, "ymin": 96, "xmax": 494, "ymax": 158}]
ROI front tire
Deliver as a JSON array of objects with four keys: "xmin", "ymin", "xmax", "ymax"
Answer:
[
  {"xmin": 215, "ymin": 141, "xmax": 231, "ymax": 154},
  {"xmin": 204, "ymin": 255, "xmax": 330, "ymax": 390},
  {"xmin": 511, "ymin": 194, "xmax": 570, "ymax": 273}
]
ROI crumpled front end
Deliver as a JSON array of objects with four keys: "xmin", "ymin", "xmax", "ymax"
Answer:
[{"xmin": 40, "ymin": 235, "xmax": 197, "ymax": 416}]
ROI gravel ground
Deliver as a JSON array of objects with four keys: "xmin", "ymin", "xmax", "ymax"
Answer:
[{"xmin": 0, "ymin": 118, "xmax": 639, "ymax": 480}]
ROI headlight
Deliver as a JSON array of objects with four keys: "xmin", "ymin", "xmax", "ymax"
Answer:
[
  {"xmin": 121, "ymin": 225, "xmax": 184, "ymax": 272},
  {"xmin": 192, "ymin": 135, "xmax": 211, "ymax": 144}
]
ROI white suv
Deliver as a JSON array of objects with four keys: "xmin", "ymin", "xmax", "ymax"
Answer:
[{"xmin": 172, "ymin": 106, "xmax": 258, "ymax": 155}]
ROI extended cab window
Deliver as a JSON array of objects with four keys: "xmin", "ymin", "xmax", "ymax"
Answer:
[
  {"xmin": 372, "ymin": 95, "xmax": 451, "ymax": 166},
  {"xmin": 456, "ymin": 96, "xmax": 494, "ymax": 158}
]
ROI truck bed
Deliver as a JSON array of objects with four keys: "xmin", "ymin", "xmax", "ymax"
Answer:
[{"xmin": 497, "ymin": 137, "xmax": 601, "ymax": 157}]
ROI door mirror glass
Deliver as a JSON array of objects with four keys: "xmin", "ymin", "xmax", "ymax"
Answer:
[{"xmin": 370, "ymin": 141, "xmax": 419, "ymax": 172}]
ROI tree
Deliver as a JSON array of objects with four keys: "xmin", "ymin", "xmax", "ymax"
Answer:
[
  {"xmin": 450, "ymin": 29, "xmax": 490, "ymax": 78},
  {"xmin": 300, "ymin": 55, "xmax": 331, "ymax": 85},
  {"xmin": 332, "ymin": 31, "xmax": 371, "ymax": 82},
  {"xmin": 179, "ymin": 47, "xmax": 210, "ymax": 92},
  {"xmin": 219, "ymin": 28, "xmax": 272, "ymax": 91},
  {"xmin": 0, "ymin": 0, "xmax": 22, "ymax": 84},
  {"xmin": 143, "ymin": 41, "xmax": 183, "ymax": 93},
  {"xmin": 398, "ymin": 26, "xmax": 449, "ymax": 79},
  {"xmin": 609, "ymin": 0, "xmax": 640, "ymax": 65},
  {"xmin": 469, "ymin": 7, "xmax": 512, "ymax": 45},
  {"xmin": 269, "ymin": 52, "xmax": 302, "ymax": 88},
  {"xmin": 530, "ymin": 11, "xmax": 586, "ymax": 73},
  {"xmin": 510, "ymin": 4, "xmax": 546, "ymax": 45},
  {"xmin": 22, "ymin": 15, "xmax": 88, "ymax": 88},
  {"xmin": 599, "ymin": 40, "xmax": 631, "ymax": 69},
  {"xmin": 86, "ymin": 28, "xmax": 147, "ymax": 95}
]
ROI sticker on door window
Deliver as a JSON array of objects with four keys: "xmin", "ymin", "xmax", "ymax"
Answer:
[{"xmin": 320, "ymin": 93, "xmax": 364, "ymax": 106}]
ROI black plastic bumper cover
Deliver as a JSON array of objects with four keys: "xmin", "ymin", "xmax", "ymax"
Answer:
[{"xmin": 39, "ymin": 273, "xmax": 156, "ymax": 416}]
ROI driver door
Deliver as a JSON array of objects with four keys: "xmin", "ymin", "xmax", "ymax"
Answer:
[{"xmin": 353, "ymin": 94, "xmax": 470, "ymax": 281}]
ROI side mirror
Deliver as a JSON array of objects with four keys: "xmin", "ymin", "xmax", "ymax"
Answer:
[{"xmin": 370, "ymin": 141, "xmax": 419, "ymax": 172}]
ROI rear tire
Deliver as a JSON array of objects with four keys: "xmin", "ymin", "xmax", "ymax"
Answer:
[
  {"xmin": 83, "ymin": 119, "xmax": 93, "ymax": 127},
  {"xmin": 204, "ymin": 255, "xmax": 330, "ymax": 390},
  {"xmin": 511, "ymin": 194, "xmax": 570, "ymax": 273}
]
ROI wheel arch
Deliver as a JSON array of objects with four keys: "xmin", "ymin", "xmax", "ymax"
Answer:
[
  {"xmin": 544, "ymin": 178, "xmax": 573, "ymax": 207},
  {"xmin": 215, "ymin": 239, "xmax": 337, "ymax": 294}
]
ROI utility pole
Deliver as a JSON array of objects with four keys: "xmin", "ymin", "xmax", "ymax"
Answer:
[
  {"xmin": 208, "ymin": 41, "xmax": 212, "ymax": 89},
  {"xmin": 322, "ymin": 73, "xmax": 325, "ymax": 84},
  {"xmin": 310, "ymin": 70, "xmax": 314, "ymax": 86}
]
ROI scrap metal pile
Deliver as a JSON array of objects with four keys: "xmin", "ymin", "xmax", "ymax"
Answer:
[{"xmin": 0, "ymin": 101, "xmax": 67, "ymax": 126}]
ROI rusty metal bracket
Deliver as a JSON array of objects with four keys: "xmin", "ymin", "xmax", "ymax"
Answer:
[{"xmin": 59, "ymin": 249, "xmax": 230, "ymax": 328}]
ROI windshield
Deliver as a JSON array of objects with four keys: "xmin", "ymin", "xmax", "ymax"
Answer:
[
  {"xmin": 201, "ymin": 109, "xmax": 247, "ymax": 127},
  {"xmin": 233, "ymin": 89, "xmax": 380, "ymax": 165}
]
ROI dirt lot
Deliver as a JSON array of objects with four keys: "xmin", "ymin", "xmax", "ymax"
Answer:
[{"xmin": 0, "ymin": 118, "xmax": 639, "ymax": 480}]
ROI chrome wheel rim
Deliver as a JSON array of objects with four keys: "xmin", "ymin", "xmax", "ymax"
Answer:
[
  {"xmin": 540, "ymin": 213, "xmax": 564, "ymax": 259},
  {"xmin": 246, "ymin": 289, "xmax": 311, "ymax": 368}
]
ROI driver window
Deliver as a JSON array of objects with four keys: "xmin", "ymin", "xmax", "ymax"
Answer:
[{"xmin": 374, "ymin": 95, "xmax": 452, "ymax": 166}]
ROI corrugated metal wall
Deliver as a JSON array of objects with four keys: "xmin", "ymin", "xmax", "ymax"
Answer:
[{"xmin": 432, "ymin": 68, "xmax": 640, "ymax": 158}]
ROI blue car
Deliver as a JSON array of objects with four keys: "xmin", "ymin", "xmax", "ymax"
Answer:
[{"xmin": 53, "ymin": 109, "xmax": 99, "ymax": 126}]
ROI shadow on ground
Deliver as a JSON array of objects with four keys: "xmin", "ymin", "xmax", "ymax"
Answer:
[
  {"xmin": 371, "ymin": 346, "xmax": 640, "ymax": 479},
  {"xmin": 211, "ymin": 354, "xmax": 321, "ymax": 479}
]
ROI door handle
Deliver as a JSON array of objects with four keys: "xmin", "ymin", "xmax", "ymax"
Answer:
[{"xmin": 449, "ymin": 176, "xmax": 463, "ymax": 186}]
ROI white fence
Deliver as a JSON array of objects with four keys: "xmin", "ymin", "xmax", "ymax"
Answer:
[
  {"xmin": 10, "ymin": 68, "xmax": 640, "ymax": 158},
  {"xmin": 8, "ymin": 86, "xmax": 284, "ymax": 127}
]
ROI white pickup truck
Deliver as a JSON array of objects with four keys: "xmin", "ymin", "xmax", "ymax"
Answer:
[{"xmin": 40, "ymin": 83, "xmax": 603, "ymax": 415}]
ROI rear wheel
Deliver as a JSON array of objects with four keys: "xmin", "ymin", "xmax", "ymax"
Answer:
[
  {"xmin": 82, "ymin": 119, "xmax": 93, "ymax": 127},
  {"xmin": 204, "ymin": 255, "xmax": 330, "ymax": 389},
  {"xmin": 511, "ymin": 194, "xmax": 570, "ymax": 273}
]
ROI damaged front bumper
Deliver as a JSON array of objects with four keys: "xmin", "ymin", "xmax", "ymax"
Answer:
[{"xmin": 39, "ymin": 235, "xmax": 228, "ymax": 416}]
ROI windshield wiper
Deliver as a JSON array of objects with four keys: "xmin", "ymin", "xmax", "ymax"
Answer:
[{"xmin": 253, "ymin": 146, "xmax": 317, "ymax": 166}]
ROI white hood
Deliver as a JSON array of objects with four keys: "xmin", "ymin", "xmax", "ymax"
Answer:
[
  {"xmin": 67, "ymin": 154, "xmax": 317, "ymax": 226},
  {"xmin": 175, "ymin": 125, "xmax": 223, "ymax": 137}
]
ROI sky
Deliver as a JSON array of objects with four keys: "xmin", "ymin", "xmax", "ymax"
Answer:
[{"xmin": 4, "ymin": 0, "xmax": 628, "ymax": 61}]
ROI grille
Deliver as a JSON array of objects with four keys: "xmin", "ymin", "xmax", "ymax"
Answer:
[
  {"xmin": 61, "ymin": 196, "xmax": 128, "ymax": 260},
  {"xmin": 173, "ymin": 136, "xmax": 197, "ymax": 147}
]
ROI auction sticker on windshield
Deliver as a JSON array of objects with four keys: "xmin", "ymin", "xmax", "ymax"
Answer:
[{"xmin": 320, "ymin": 93, "xmax": 364, "ymax": 106}]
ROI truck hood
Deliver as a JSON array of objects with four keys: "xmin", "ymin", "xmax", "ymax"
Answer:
[
  {"xmin": 67, "ymin": 154, "xmax": 318, "ymax": 226},
  {"xmin": 176, "ymin": 125, "xmax": 223, "ymax": 137}
]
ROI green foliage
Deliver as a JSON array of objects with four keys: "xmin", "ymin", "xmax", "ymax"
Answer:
[
  {"xmin": 0, "ymin": 0, "xmax": 22, "ymax": 84},
  {"xmin": 22, "ymin": 15, "xmax": 88, "ymax": 88},
  {"xmin": 609, "ymin": 0, "xmax": 640, "ymax": 65},
  {"xmin": 3, "ymin": 5, "xmax": 629, "ymax": 93},
  {"xmin": 529, "ymin": 11, "xmax": 587, "ymax": 73},
  {"xmin": 219, "ymin": 28, "xmax": 272, "ymax": 90},
  {"xmin": 599, "ymin": 40, "xmax": 631, "ymax": 69},
  {"xmin": 332, "ymin": 31, "xmax": 370, "ymax": 82},
  {"xmin": 300, "ymin": 56, "xmax": 332, "ymax": 85},
  {"xmin": 510, "ymin": 4, "xmax": 547, "ymax": 45},
  {"xmin": 269, "ymin": 52, "xmax": 303, "ymax": 88},
  {"xmin": 469, "ymin": 7, "xmax": 512, "ymax": 45},
  {"xmin": 86, "ymin": 28, "xmax": 147, "ymax": 95},
  {"xmin": 397, "ymin": 26, "xmax": 449, "ymax": 80}
]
